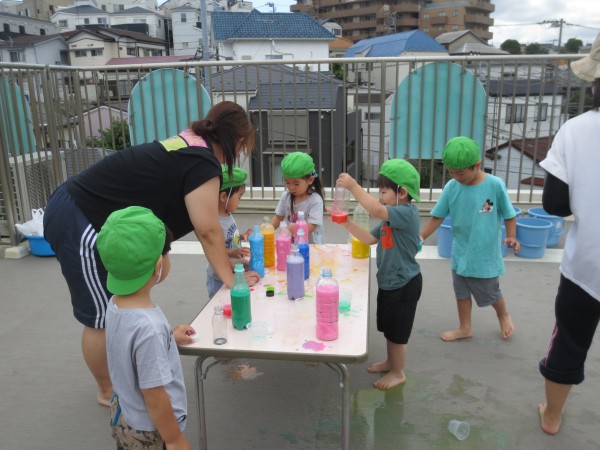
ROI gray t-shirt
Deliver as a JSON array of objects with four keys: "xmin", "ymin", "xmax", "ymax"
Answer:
[
  {"xmin": 105, "ymin": 299, "xmax": 187, "ymax": 432},
  {"xmin": 206, "ymin": 213, "xmax": 239, "ymax": 282},
  {"xmin": 275, "ymin": 192, "xmax": 324, "ymax": 244}
]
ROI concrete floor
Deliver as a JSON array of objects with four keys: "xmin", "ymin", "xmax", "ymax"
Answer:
[{"xmin": 1, "ymin": 215, "xmax": 599, "ymax": 450}]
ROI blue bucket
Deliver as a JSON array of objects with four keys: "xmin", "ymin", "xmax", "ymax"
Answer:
[
  {"xmin": 437, "ymin": 217, "xmax": 452, "ymax": 258},
  {"xmin": 26, "ymin": 235, "xmax": 55, "ymax": 256},
  {"xmin": 527, "ymin": 208, "xmax": 565, "ymax": 247},
  {"xmin": 516, "ymin": 217, "xmax": 552, "ymax": 258}
]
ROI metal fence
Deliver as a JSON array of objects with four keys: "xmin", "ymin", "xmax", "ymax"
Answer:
[{"xmin": 0, "ymin": 54, "xmax": 590, "ymax": 245}]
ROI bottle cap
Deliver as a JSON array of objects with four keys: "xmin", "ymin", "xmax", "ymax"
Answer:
[
  {"xmin": 298, "ymin": 211, "xmax": 305, "ymax": 219},
  {"xmin": 234, "ymin": 263, "xmax": 244, "ymax": 272},
  {"xmin": 321, "ymin": 266, "xmax": 333, "ymax": 277},
  {"xmin": 266, "ymin": 285, "xmax": 275, "ymax": 297},
  {"xmin": 222, "ymin": 304, "xmax": 232, "ymax": 317}
]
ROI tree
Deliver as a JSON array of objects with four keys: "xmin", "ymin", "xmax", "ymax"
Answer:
[
  {"xmin": 86, "ymin": 118, "xmax": 131, "ymax": 150},
  {"xmin": 563, "ymin": 38, "xmax": 583, "ymax": 54},
  {"xmin": 500, "ymin": 39, "xmax": 521, "ymax": 55},
  {"xmin": 525, "ymin": 42, "xmax": 549, "ymax": 55}
]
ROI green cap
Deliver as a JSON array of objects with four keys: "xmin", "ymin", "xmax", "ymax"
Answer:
[
  {"xmin": 97, "ymin": 206, "xmax": 165, "ymax": 296},
  {"xmin": 442, "ymin": 137, "xmax": 481, "ymax": 169},
  {"xmin": 281, "ymin": 152, "xmax": 316, "ymax": 178},
  {"xmin": 221, "ymin": 165, "xmax": 248, "ymax": 191},
  {"xmin": 379, "ymin": 159, "xmax": 421, "ymax": 202}
]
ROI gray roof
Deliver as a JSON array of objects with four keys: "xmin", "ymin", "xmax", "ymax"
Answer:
[
  {"xmin": 248, "ymin": 82, "xmax": 339, "ymax": 110},
  {"xmin": 54, "ymin": 5, "xmax": 105, "ymax": 15},
  {"xmin": 450, "ymin": 42, "xmax": 508, "ymax": 55},
  {"xmin": 212, "ymin": 9, "xmax": 335, "ymax": 41},
  {"xmin": 436, "ymin": 30, "xmax": 485, "ymax": 45},
  {"xmin": 112, "ymin": 7, "xmax": 163, "ymax": 15},
  {"xmin": 0, "ymin": 34, "xmax": 65, "ymax": 47},
  {"xmin": 487, "ymin": 79, "xmax": 560, "ymax": 96},
  {"xmin": 66, "ymin": 27, "xmax": 166, "ymax": 45}
]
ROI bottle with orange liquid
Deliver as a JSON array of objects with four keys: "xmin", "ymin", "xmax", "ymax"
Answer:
[
  {"xmin": 260, "ymin": 216, "xmax": 275, "ymax": 268},
  {"xmin": 351, "ymin": 204, "xmax": 371, "ymax": 259}
]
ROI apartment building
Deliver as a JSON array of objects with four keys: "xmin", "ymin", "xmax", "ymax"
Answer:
[{"xmin": 291, "ymin": 0, "xmax": 494, "ymax": 43}]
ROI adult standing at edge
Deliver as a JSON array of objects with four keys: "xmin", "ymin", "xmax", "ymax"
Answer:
[
  {"xmin": 44, "ymin": 101, "xmax": 260, "ymax": 407},
  {"xmin": 538, "ymin": 33, "xmax": 600, "ymax": 435}
]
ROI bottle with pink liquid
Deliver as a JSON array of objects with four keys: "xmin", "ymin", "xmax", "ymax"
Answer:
[
  {"xmin": 293, "ymin": 211, "xmax": 309, "ymax": 243},
  {"xmin": 276, "ymin": 220, "xmax": 292, "ymax": 271},
  {"xmin": 316, "ymin": 267, "xmax": 339, "ymax": 341}
]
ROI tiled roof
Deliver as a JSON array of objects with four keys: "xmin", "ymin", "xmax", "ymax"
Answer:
[
  {"xmin": 54, "ymin": 5, "xmax": 105, "ymax": 14},
  {"xmin": 486, "ymin": 136, "xmax": 553, "ymax": 163},
  {"xmin": 343, "ymin": 30, "xmax": 446, "ymax": 57},
  {"xmin": 212, "ymin": 10, "xmax": 335, "ymax": 40},
  {"xmin": 112, "ymin": 7, "xmax": 162, "ymax": 15},
  {"xmin": 487, "ymin": 79, "xmax": 559, "ymax": 96},
  {"xmin": 66, "ymin": 27, "xmax": 166, "ymax": 45},
  {"xmin": 248, "ymin": 82, "xmax": 339, "ymax": 110},
  {"xmin": 0, "ymin": 34, "xmax": 65, "ymax": 47},
  {"xmin": 450, "ymin": 42, "xmax": 508, "ymax": 55}
]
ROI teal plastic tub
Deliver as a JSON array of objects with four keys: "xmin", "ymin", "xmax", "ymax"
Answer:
[
  {"xmin": 516, "ymin": 217, "xmax": 552, "ymax": 258},
  {"xmin": 527, "ymin": 208, "xmax": 565, "ymax": 247},
  {"xmin": 26, "ymin": 236, "xmax": 55, "ymax": 256}
]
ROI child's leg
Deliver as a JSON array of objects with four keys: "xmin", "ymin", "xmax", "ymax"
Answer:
[
  {"xmin": 441, "ymin": 297, "xmax": 473, "ymax": 341},
  {"xmin": 491, "ymin": 297, "xmax": 514, "ymax": 339},
  {"xmin": 373, "ymin": 340, "xmax": 407, "ymax": 390},
  {"xmin": 538, "ymin": 379, "xmax": 571, "ymax": 435}
]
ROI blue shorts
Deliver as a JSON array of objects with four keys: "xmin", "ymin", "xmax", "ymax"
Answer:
[
  {"xmin": 452, "ymin": 270, "xmax": 502, "ymax": 307},
  {"xmin": 44, "ymin": 184, "xmax": 111, "ymax": 328}
]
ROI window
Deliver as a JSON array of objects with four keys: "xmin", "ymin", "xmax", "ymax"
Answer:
[
  {"xmin": 113, "ymin": 4, "xmax": 124, "ymax": 12},
  {"xmin": 506, "ymin": 104, "xmax": 524, "ymax": 123},
  {"xmin": 423, "ymin": 13, "xmax": 429, "ymax": 19},
  {"xmin": 181, "ymin": 13, "xmax": 187, "ymax": 22},
  {"xmin": 3, "ymin": 24, "xmax": 10, "ymax": 33},
  {"xmin": 451, "ymin": 25, "xmax": 458, "ymax": 31},
  {"xmin": 151, "ymin": 50, "xmax": 162, "ymax": 56},
  {"xmin": 134, "ymin": 19, "xmax": 146, "ymax": 24},
  {"xmin": 19, "ymin": 25, "xmax": 25, "ymax": 33},
  {"xmin": 365, "ymin": 112, "xmax": 381, "ymax": 121},
  {"xmin": 91, "ymin": 49, "xmax": 103, "ymax": 56},
  {"xmin": 84, "ymin": 18, "xmax": 90, "ymax": 24},
  {"xmin": 127, "ymin": 47, "xmax": 136, "ymax": 55},
  {"xmin": 439, "ymin": 11, "xmax": 446, "ymax": 16},
  {"xmin": 98, "ymin": 18, "xmax": 107, "ymax": 24},
  {"xmin": 101, "ymin": 5, "xmax": 106, "ymax": 10},
  {"xmin": 9, "ymin": 50, "xmax": 25, "ymax": 62},
  {"xmin": 58, "ymin": 20, "xmax": 67, "ymax": 27},
  {"xmin": 40, "ymin": 28, "xmax": 46, "ymax": 35},
  {"xmin": 535, "ymin": 103, "xmax": 548, "ymax": 122},
  {"xmin": 182, "ymin": 42, "xmax": 189, "ymax": 48},
  {"xmin": 74, "ymin": 50, "xmax": 87, "ymax": 57},
  {"xmin": 452, "ymin": 10, "xmax": 459, "ymax": 16},
  {"xmin": 265, "ymin": 54, "xmax": 283, "ymax": 59}
]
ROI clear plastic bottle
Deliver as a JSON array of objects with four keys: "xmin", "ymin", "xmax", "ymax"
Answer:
[
  {"xmin": 248, "ymin": 225, "xmax": 265, "ymax": 277},
  {"xmin": 212, "ymin": 305, "xmax": 228, "ymax": 345},
  {"xmin": 294, "ymin": 211, "xmax": 309, "ymax": 243},
  {"xmin": 296, "ymin": 228, "xmax": 310, "ymax": 280},
  {"xmin": 276, "ymin": 220, "xmax": 292, "ymax": 271},
  {"xmin": 316, "ymin": 267, "xmax": 339, "ymax": 341},
  {"xmin": 286, "ymin": 245, "xmax": 305, "ymax": 300},
  {"xmin": 260, "ymin": 216, "xmax": 275, "ymax": 268},
  {"xmin": 331, "ymin": 185, "xmax": 349, "ymax": 223},
  {"xmin": 351, "ymin": 204, "xmax": 371, "ymax": 259},
  {"xmin": 230, "ymin": 263, "xmax": 252, "ymax": 330}
]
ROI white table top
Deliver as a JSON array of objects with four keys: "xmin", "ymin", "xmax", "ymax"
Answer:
[{"xmin": 179, "ymin": 244, "xmax": 371, "ymax": 363}]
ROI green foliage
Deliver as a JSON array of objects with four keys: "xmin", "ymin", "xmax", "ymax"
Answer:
[
  {"xmin": 332, "ymin": 62, "xmax": 346, "ymax": 81},
  {"xmin": 524, "ymin": 43, "xmax": 549, "ymax": 55},
  {"xmin": 500, "ymin": 39, "xmax": 521, "ymax": 55},
  {"xmin": 563, "ymin": 38, "xmax": 583, "ymax": 54},
  {"xmin": 86, "ymin": 118, "xmax": 131, "ymax": 150}
]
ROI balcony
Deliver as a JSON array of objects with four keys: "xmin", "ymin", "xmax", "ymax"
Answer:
[{"xmin": 464, "ymin": 14, "xmax": 493, "ymax": 26}]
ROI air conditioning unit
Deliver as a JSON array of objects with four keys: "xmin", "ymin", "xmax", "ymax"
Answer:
[{"xmin": 4, "ymin": 152, "xmax": 66, "ymax": 225}]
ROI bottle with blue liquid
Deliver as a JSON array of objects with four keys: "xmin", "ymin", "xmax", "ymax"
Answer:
[
  {"xmin": 296, "ymin": 228, "xmax": 310, "ymax": 280},
  {"xmin": 249, "ymin": 225, "xmax": 265, "ymax": 277}
]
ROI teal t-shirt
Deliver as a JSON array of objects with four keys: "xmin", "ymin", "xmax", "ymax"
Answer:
[
  {"xmin": 431, "ymin": 174, "xmax": 515, "ymax": 278},
  {"xmin": 371, "ymin": 203, "xmax": 421, "ymax": 290}
]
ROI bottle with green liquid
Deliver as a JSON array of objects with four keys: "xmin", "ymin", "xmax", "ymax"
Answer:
[{"xmin": 230, "ymin": 263, "xmax": 252, "ymax": 330}]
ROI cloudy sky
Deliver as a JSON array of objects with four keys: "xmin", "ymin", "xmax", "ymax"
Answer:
[{"xmin": 254, "ymin": 0, "xmax": 599, "ymax": 50}]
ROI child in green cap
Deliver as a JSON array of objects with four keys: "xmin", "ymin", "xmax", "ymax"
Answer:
[
  {"xmin": 273, "ymin": 152, "xmax": 325, "ymax": 244},
  {"xmin": 97, "ymin": 206, "xmax": 194, "ymax": 450},
  {"xmin": 420, "ymin": 136, "xmax": 520, "ymax": 342},
  {"xmin": 206, "ymin": 165, "xmax": 260, "ymax": 298},
  {"xmin": 334, "ymin": 159, "xmax": 422, "ymax": 390}
]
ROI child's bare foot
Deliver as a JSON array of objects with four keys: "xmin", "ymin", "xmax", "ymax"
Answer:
[
  {"xmin": 373, "ymin": 372, "xmax": 406, "ymax": 390},
  {"xmin": 367, "ymin": 361, "xmax": 391, "ymax": 373},
  {"xmin": 441, "ymin": 328, "xmax": 472, "ymax": 341},
  {"xmin": 97, "ymin": 392, "xmax": 112, "ymax": 407},
  {"xmin": 500, "ymin": 314, "xmax": 515, "ymax": 340},
  {"xmin": 538, "ymin": 403, "xmax": 561, "ymax": 435}
]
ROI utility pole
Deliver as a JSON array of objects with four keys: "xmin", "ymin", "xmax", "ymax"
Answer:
[{"xmin": 541, "ymin": 19, "xmax": 565, "ymax": 52}]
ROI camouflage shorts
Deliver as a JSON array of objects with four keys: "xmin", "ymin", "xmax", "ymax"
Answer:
[{"xmin": 110, "ymin": 395, "xmax": 166, "ymax": 450}]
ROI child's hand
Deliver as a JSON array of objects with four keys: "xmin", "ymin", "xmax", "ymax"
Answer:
[
  {"xmin": 336, "ymin": 173, "xmax": 358, "ymax": 190},
  {"xmin": 503, "ymin": 237, "xmax": 521, "ymax": 254},
  {"xmin": 230, "ymin": 247, "xmax": 250, "ymax": 259},
  {"xmin": 173, "ymin": 324, "xmax": 196, "ymax": 346},
  {"xmin": 240, "ymin": 227, "xmax": 253, "ymax": 241},
  {"xmin": 230, "ymin": 257, "xmax": 248, "ymax": 269},
  {"xmin": 244, "ymin": 270, "xmax": 261, "ymax": 286}
]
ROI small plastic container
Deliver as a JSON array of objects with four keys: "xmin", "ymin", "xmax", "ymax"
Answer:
[
  {"xmin": 26, "ymin": 236, "xmax": 55, "ymax": 256},
  {"xmin": 331, "ymin": 185, "xmax": 349, "ymax": 223}
]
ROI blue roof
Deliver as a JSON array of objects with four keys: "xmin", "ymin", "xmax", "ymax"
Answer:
[
  {"xmin": 212, "ymin": 10, "xmax": 335, "ymax": 41},
  {"xmin": 344, "ymin": 30, "xmax": 446, "ymax": 57}
]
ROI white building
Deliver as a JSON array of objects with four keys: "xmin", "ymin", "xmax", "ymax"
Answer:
[
  {"xmin": 0, "ymin": 33, "xmax": 68, "ymax": 64},
  {"xmin": 0, "ymin": 11, "xmax": 60, "ymax": 36}
]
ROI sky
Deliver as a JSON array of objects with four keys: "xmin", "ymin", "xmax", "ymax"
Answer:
[{"xmin": 251, "ymin": 0, "xmax": 600, "ymax": 50}]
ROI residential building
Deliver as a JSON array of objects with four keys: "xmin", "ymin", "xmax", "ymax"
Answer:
[
  {"xmin": 0, "ymin": 10, "xmax": 60, "ymax": 36},
  {"xmin": 436, "ymin": 30, "xmax": 505, "ymax": 55},
  {"xmin": 7, "ymin": 0, "xmax": 72, "ymax": 21},
  {"xmin": 211, "ymin": 9, "xmax": 334, "ymax": 71},
  {"xmin": 343, "ymin": 30, "xmax": 447, "ymax": 91},
  {"xmin": 419, "ymin": 0, "xmax": 494, "ymax": 41},
  {"xmin": 110, "ymin": 6, "xmax": 165, "ymax": 40},
  {"xmin": 169, "ymin": 4, "xmax": 201, "ymax": 56},
  {"xmin": 0, "ymin": 33, "xmax": 68, "ymax": 64}
]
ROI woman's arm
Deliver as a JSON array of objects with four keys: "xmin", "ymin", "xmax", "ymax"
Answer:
[{"xmin": 542, "ymin": 173, "xmax": 571, "ymax": 217}]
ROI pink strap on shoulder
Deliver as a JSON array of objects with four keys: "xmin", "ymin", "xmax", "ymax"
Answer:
[{"xmin": 179, "ymin": 129, "xmax": 208, "ymax": 148}]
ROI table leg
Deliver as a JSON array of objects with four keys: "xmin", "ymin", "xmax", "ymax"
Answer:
[
  {"xmin": 194, "ymin": 356, "xmax": 209, "ymax": 450},
  {"xmin": 326, "ymin": 362, "xmax": 350, "ymax": 450}
]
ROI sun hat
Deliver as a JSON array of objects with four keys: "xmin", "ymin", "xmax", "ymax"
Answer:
[
  {"xmin": 442, "ymin": 137, "xmax": 481, "ymax": 169},
  {"xmin": 281, "ymin": 152, "xmax": 316, "ymax": 178},
  {"xmin": 221, "ymin": 166, "xmax": 248, "ymax": 191},
  {"xmin": 379, "ymin": 159, "xmax": 421, "ymax": 202},
  {"xmin": 571, "ymin": 32, "xmax": 600, "ymax": 82},
  {"xmin": 97, "ymin": 206, "xmax": 166, "ymax": 296}
]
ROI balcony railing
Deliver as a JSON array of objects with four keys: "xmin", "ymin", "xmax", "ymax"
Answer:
[{"xmin": 0, "ymin": 54, "xmax": 590, "ymax": 245}]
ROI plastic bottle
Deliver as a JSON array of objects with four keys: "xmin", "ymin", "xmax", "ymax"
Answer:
[
  {"xmin": 293, "ymin": 211, "xmax": 309, "ymax": 243},
  {"xmin": 286, "ymin": 245, "xmax": 305, "ymax": 300},
  {"xmin": 248, "ymin": 225, "xmax": 265, "ymax": 277},
  {"xmin": 316, "ymin": 267, "xmax": 339, "ymax": 341},
  {"xmin": 351, "ymin": 203, "xmax": 371, "ymax": 259},
  {"xmin": 212, "ymin": 305, "xmax": 228, "ymax": 345},
  {"xmin": 331, "ymin": 185, "xmax": 349, "ymax": 224},
  {"xmin": 276, "ymin": 220, "xmax": 292, "ymax": 271},
  {"xmin": 230, "ymin": 263, "xmax": 252, "ymax": 330},
  {"xmin": 260, "ymin": 216, "xmax": 275, "ymax": 268},
  {"xmin": 296, "ymin": 228, "xmax": 310, "ymax": 280}
]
